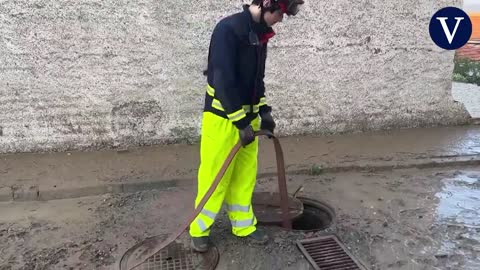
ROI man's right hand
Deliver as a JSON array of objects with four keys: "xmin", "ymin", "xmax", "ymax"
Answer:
[{"xmin": 239, "ymin": 125, "xmax": 255, "ymax": 147}]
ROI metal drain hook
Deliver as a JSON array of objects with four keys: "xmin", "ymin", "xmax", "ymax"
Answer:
[{"xmin": 293, "ymin": 185, "xmax": 304, "ymax": 198}]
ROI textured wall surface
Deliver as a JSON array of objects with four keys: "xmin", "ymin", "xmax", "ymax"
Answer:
[{"xmin": 0, "ymin": 0, "xmax": 471, "ymax": 153}]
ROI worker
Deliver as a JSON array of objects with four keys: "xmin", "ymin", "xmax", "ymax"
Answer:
[{"xmin": 189, "ymin": 0, "xmax": 305, "ymax": 252}]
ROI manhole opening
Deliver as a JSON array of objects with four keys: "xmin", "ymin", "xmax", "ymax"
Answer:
[
  {"xmin": 252, "ymin": 193, "xmax": 335, "ymax": 232},
  {"xmin": 287, "ymin": 197, "xmax": 335, "ymax": 232},
  {"xmin": 290, "ymin": 197, "xmax": 335, "ymax": 231}
]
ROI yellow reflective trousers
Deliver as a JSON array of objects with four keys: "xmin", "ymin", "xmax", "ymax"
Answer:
[{"xmin": 189, "ymin": 112, "xmax": 260, "ymax": 237}]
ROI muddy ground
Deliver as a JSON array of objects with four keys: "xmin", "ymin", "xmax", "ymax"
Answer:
[{"xmin": 1, "ymin": 166, "xmax": 479, "ymax": 270}]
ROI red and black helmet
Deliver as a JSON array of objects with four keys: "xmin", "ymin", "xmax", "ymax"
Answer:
[{"xmin": 255, "ymin": 0, "xmax": 305, "ymax": 16}]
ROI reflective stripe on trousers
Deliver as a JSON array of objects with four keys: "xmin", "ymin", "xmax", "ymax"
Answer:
[
  {"xmin": 225, "ymin": 203, "xmax": 250, "ymax": 213},
  {"xmin": 231, "ymin": 217, "xmax": 256, "ymax": 228},
  {"xmin": 195, "ymin": 208, "xmax": 218, "ymax": 233}
]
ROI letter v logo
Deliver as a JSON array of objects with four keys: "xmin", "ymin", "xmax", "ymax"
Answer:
[
  {"xmin": 430, "ymin": 7, "xmax": 472, "ymax": 50},
  {"xmin": 436, "ymin": 17, "xmax": 464, "ymax": 44}
]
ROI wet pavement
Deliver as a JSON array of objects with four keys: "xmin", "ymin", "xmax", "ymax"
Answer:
[
  {"xmin": 1, "ymin": 165, "xmax": 479, "ymax": 269},
  {"xmin": 1, "ymin": 125, "xmax": 480, "ymax": 201},
  {"xmin": 452, "ymin": 82, "xmax": 480, "ymax": 119}
]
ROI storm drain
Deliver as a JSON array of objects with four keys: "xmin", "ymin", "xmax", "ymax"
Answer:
[
  {"xmin": 119, "ymin": 237, "xmax": 219, "ymax": 270},
  {"xmin": 297, "ymin": 235, "xmax": 368, "ymax": 270}
]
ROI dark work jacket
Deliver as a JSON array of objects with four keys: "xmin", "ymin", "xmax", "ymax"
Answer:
[{"xmin": 204, "ymin": 5, "xmax": 274, "ymax": 130}]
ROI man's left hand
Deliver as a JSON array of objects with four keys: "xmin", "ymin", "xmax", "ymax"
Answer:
[{"xmin": 260, "ymin": 112, "xmax": 276, "ymax": 134}]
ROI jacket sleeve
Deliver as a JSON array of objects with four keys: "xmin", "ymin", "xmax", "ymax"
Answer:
[
  {"xmin": 258, "ymin": 44, "xmax": 272, "ymax": 115},
  {"xmin": 210, "ymin": 23, "xmax": 250, "ymax": 130}
]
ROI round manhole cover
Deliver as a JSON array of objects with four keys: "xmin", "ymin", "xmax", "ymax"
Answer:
[
  {"xmin": 252, "ymin": 191, "xmax": 304, "ymax": 225},
  {"xmin": 119, "ymin": 236, "xmax": 219, "ymax": 270}
]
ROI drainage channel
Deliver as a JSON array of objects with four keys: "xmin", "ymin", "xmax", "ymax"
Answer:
[{"xmin": 297, "ymin": 235, "xmax": 369, "ymax": 270}]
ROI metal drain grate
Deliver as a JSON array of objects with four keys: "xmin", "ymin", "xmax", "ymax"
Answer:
[
  {"xmin": 119, "ymin": 237, "xmax": 219, "ymax": 270},
  {"xmin": 140, "ymin": 242, "xmax": 197, "ymax": 269},
  {"xmin": 297, "ymin": 235, "xmax": 368, "ymax": 270}
]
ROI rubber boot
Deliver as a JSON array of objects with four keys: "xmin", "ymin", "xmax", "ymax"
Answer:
[
  {"xmin": 191, "ymin": 236, "xmax": 210, "ymax": 253},
  {"xmin": 246, "ymin": 228, "xmax": 269, "ymax": 244}
]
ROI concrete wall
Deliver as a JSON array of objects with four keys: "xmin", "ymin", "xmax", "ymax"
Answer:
[{"xmin": 0, "ymin": 0, "xmax": 470, "ymax": 153}]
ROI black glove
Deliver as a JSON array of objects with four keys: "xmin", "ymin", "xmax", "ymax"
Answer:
[
  {"xmin": 239, "ymin": 125, "xmax": 255, "ymax": 147},
  {"xmin": 260, "ymin": 112, "xmax": 276, "ymax": 134}
]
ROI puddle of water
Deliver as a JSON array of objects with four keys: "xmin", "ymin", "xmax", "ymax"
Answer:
[
  {"xmin": 434, "ymin": 171, "xmax": 480, "ymax": 265},
  {"xmin": 436, "ymin": 173, "xmax": 480, "ymax": 227},
  {"xmin": 458, "ymin": 174, "xmax": 480, "ymax": 185}
]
